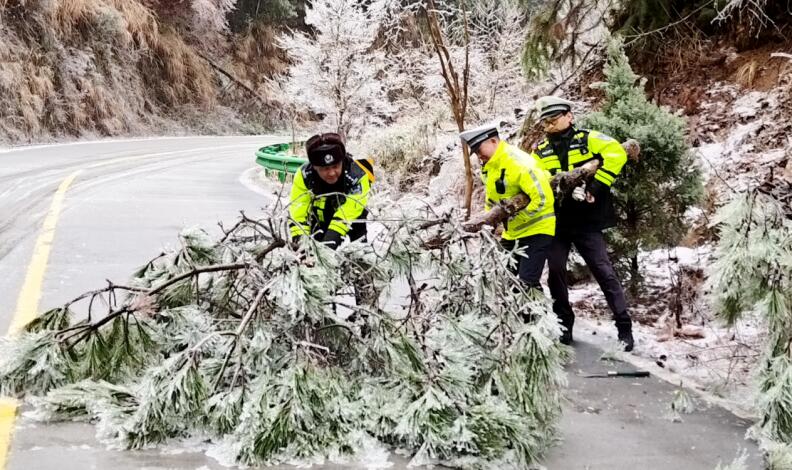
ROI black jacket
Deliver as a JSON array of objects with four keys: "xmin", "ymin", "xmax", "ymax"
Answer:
[{"xmin": 533, "ymin": 127, "xmax": 626, "ymax": 234}]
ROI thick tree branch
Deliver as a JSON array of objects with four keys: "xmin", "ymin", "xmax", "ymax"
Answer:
[
  {"xmin": 148, "ymin": 263, "xmax": 251, "ymax": 296},
  {"xmin": 423, "ymin": 140, "xmax": 640, "ymax": 246}
]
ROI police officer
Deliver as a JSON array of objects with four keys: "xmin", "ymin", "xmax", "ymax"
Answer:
[
  {"xmin": 530, "ymin": 96, "xmax": 634, "ymax": 351},
  {"xmin": 289, "ymin": 132, "xmax": 373, "ymax": 249},
  {"xmin": 460, "ymin": 124, "xmax": 555, "ymax": 292}
]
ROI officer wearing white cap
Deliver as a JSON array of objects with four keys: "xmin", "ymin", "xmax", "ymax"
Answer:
[
  {"xmin": 460, "ymin": 125, "xmax": 500, "ymax": 154},
  {"xmin": 536, "ymin": 96, "xmax": 576, "ymax": 122},
  {"xmin": 460, "ymin": 124, "xmax": 555, "ymax": 294},
  {"xmin": 289, "ymin": 133, "xmax": 374, "ymax": 249},
  {"xmin": 530, "ymin": 95, "xmax": 634, "ymax": 351}
]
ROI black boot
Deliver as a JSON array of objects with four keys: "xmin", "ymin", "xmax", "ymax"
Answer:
[
  {"xmin": 560, "ymin": 328, "xmax": 573, "ymax": 345},
  {"xmin": 559, "ymin": 317, "xmax": 574, "ymax": 345},
  {"xmin": 616, "ymin": 319, "xmax": 634, "ymax": 352}
]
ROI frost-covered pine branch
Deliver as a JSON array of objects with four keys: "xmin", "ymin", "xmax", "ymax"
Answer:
[
  {"xmin": 0, "ymin": 203, "xmax": 566, "ymax": 468},
  {"xmin": 708, "ymin": 190, "xmax": 792, "ymax": 448}
]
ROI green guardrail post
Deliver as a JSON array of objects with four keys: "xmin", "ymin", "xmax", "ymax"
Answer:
[{"xmin": 255, "ymin": 142, "xmax": 307, "ymax": 183}]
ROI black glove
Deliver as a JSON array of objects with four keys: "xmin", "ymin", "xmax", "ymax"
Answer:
[
  {"xmin": 586, "ymin": 179, "xmax": 609, "ymax": 201},
  {"xmin": 320, "ymin": 229, "xmax": 343, "ymax": 250}
]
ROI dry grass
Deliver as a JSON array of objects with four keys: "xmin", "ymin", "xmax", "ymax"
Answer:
[
  {"xmin": 232, "ymin": 22, "xmax": 288, "ymax": 83},
  {"xmin": 0, "ymin": 39, "xmax": 56, "ymax": 139},
  {"xmin": 50, "ymin": 0, "xmax": 159, "ymax": 49},
  {"xmin": 734, "ymin": 60, "xmax": 758, "ymax": 88},
  {"xmin": 218, "ymin": 21, "xmax": 288, "ymax": 124},
  {"xmin": 107, "ymin": 0, "xmax": 159, "ymax": 48},
  {"xmin": 654, "ymin": 34, "xmax": 712, "ymax": 79},
  {"xmin": 51, "ymin": 0, "xmax": 117, "ymax": 39},
  {"xmin": 144, "ymin": 30, "xmax": 216, "ymax": 108},
  {"xmin": 0, "ymin": 0, "xmax": 223, "ymax": 142}
]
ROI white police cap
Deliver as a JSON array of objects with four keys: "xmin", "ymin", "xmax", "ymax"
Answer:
[
  {"xmin": 535, "ymin": 96, "xmax": 575, "ymax": 121},
  {"xmin": 459, "ymin": 124, "xmax": 499, "ymax": 150}
]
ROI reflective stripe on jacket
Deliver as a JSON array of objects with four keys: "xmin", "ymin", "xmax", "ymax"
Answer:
[
  {"xmin": 532, "ymin": 129, "xmax": 626, "ymax": 187},
  {"xmin": 481, "ymin": 141, "xmax": 555, "ymax": 240},
  {"xmin": 289, "ymin": 157, "xmax": 371, "ymax": 239},
  {"xmin": 531, "ymin": 128, "xmax": 627, "ymax": 233}
]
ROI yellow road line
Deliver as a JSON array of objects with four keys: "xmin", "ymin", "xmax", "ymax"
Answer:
[
  {"xmin": 0, "ymin": 399, "xmax": 16, "ymax": 468},
  {"xmin": 10, "ymin": 170, "xmax": 82, "ymax": 332},
  {"xmin": 0, "ymin": 170, "xmax": 82, "ymax": 469}
]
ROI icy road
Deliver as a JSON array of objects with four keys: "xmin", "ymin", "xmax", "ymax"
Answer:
[{"xmin": 0, "ymin": 137, "xmax": 761, "ymax": 469}]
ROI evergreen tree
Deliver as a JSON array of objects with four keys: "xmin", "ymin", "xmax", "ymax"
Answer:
[
  {"xmin": 580, "ymin": 37, "xmax": 703, "ymax": 289},
  {"xmin": 228, "ymin": 0, "xmax": 302, "ymax": 31},
  {"xmin": 708, "ymin": 190, "xmax": 792, "ymax": 450}
]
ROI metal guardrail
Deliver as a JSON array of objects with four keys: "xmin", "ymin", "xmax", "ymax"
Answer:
[{"xmin": 255, "ymin": 142, "xmax": 306, "ymax": 182}]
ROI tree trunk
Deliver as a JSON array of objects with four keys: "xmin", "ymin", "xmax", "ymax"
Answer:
[
  {"xmin": 457, "ymin": 124, "xmax": 473, "ymax": 220},
  {"xmin": 424, "ymin": 0, "xmax": 472, "ymax": 219}
]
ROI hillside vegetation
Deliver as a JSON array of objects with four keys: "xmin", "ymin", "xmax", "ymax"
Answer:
[{"xmin": 0, "ymin": 0, "xmax": 291, "ymax": 143}]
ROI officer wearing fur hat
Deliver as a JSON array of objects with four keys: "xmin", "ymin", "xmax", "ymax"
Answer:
[
  {"xmin": 289, "ymin": 132, "xmax": 374, "ymax": 249},
  {"xmin": 530, "ymin": 95, "xmax": 634, "ymax": 351},
  {"xmin": 460, "ymin": 124, "xmax": 555, "ymax": 291}
]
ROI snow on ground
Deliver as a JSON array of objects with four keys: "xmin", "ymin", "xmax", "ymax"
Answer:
[
  {"xmin": 694, "ymin": 82, "xmax": 789, "ymax": 197},
  {"xmin": 568, "ymin": 244, "xmax": 762, "ymax": 416},
  {"xmin": 205, "ymin": 433, "xmax": 396, "ymax": 469},
  {"xmin": 608, "ymin": 82, "xmax": 788, "ymax": 414}
]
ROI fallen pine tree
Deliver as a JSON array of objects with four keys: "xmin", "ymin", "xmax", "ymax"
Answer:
[{"xmin": 0, "ymin": 208, "xmax": 566, "ymax": 469}]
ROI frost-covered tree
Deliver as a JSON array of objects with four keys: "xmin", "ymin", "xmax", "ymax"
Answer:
[
  {"xmin": 383, "ymin": 45, "xmax": 446, "ymax": 114},
  {"xmin": 0, "ymin": 204, "xmax": 566, "ymax": 468},
  {"xmin": 708, "ymin": 190, "xmax": 792, "ymax": 449},
  {"xmin": 278, "ymin": 0, "xmax": 392, "ymax": 139},
  {"xmin": 382, "ymin": 0, "xmax": 526, "ymax": 116},
  {"xmin": 371, "ymin": 2, "xmax": 446, "ymax": 124},
  {"xmin": 467, "ymin": 0, "xmax": 527, "ymax": 113},
  {"xmin": 580, "ymin": 38, "xmax": 703, "ymax": 289}
]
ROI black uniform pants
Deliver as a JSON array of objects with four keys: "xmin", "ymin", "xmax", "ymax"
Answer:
[
  {"xmin": 500, "ymin": 234, "xmax": 553, "ymax": 290},
  {"xmin": 547, "ymin": 231, "xmax": 630, "ymax": 332}
]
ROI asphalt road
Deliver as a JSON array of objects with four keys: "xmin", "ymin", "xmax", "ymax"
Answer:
[
  {"xmin": 0, "ymin": 136, "xmax": 282, "ymax": 327},
  {"xmin": 0, "ymin": 137, "xmax": 762, "ymax": 469}
]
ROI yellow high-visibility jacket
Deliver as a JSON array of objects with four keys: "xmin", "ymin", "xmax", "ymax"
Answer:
[
  {"xmin": 531, "ymin": 128, "xmax": 627, "ymax": 233},
  {"xmin": 289, "ymin": 158, "xmax": 371, "ymax": 239},
  {"xmin": 531, "ymin": 128, "xmax": 627, "ymax": 187},
  {"xmin": 481, "ymin": 141, "xmax": 555, "ymax": 240}
]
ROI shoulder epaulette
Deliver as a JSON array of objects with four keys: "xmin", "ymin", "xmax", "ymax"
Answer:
[
  {"xmin": 536, "ymin": 138, "xmax": 555, "ymax": 158},
  {"xmin": 569, "ymin": 130, "xmax": 590, "ymax": 155}
]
